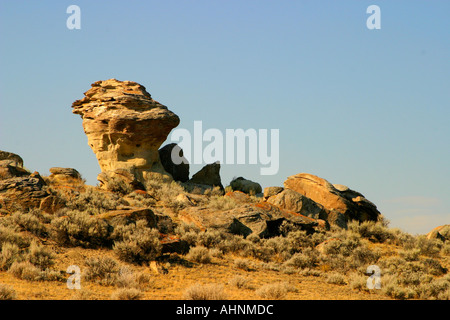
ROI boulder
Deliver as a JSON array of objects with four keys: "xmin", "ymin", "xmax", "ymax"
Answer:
[
  {"xmin": 284, "ymin": 173, "xmax": 380, "ymax": 224},
  {"xmin": 158, "ymin": 143, "xmax": 189, "ymax": 183},
  {"xmin": 224, "ymin": 190, "xmax": 253, "ymax": 203},
  {"xmin": 177, "ymin": 199, "xmax": 324, "ymax": 238},
  {"xmin": 266, "ymin": 188, "xmax": 328, "ymax": 220},
  {"xmin": 96, "ymin": 206, "xmax": 157, "ymax": 228},
  {"xmin": 49, "ymin": 167, "xmax": 82, "ymax": 179},
  {"xmin": 426, "ymin": 225, "xmax": 450, "ymax": 241},
  {"xmin": 229, "ymin": 177, "xmax": 262, "ymax": 195},
  {"xmin": 263, "ymin": 186, "xmax": 284, "ymax": 200},
  {"xmin": 188, "ymin": 161, "xmax": 223, "ymax": 190},
  {"xmin": 0, "ymin": 172, "xmax": 49, "ymax": 212},
  {"xmin": 0, "ymin": 151, "xmax": 28, "ymax": 180},
  {"xmin": 0, "ymin": 150, "xmax": 24, "ymax": 168},
  {"xmin": 72, "ymin": 79, "xmax": 180, "ymax": 186}
]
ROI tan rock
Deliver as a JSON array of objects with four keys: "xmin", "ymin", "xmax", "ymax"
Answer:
[
  {"xmin": 266, "ymin": 188, "xmax": 328, "ymax": 220},
  {"xmin": 426, "ymin": 225, "xmax": 450, "ymax": 241},
  {"xmin": 284, "ymin": 173, "xmax": 380, "ymax": 224},
  {"xmin": 72, "ymin": 79, "xmax": 180, "ymax": 185}
]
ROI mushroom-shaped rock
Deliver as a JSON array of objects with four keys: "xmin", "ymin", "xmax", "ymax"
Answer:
[{"xmin": 72, "ymin": 79, "xmax": 180, "ymax": 185}]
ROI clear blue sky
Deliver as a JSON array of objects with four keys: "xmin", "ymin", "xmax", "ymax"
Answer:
[{"xmin": 1, "ymin": 1, "xmax": 449, "ymax": 234}]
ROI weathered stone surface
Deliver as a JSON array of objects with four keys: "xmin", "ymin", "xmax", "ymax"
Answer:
[
  {"xmin": 266, "ymin": 188, "xmax": 328, "ymax": 220},
  {"xmin": 72, "ymin": 79, "xmax": 180, "ymax": 185},
  {"xmin": 96, "ymin": 206, "xmax": 157, "ymax": 228},
  {"xmin": 0, "ymin": 172, "xmax": 49, "ymax": 211},
  {"xmin": 0, "ymin": 164, "xmax": 29, "ymax": 180},
  {"xmin": 97, "ymin": 168, "xmax": 146, "ymax": 191},
  {"xmin": 0, "ymin": 150, "xmax": 23, "ymax": 168},
  {"xmin": 426, "ymin": 225, "xmax": 450, "ymax": 241},
  {"xmin": 178, "ymin": 198, "xmax": 324, "ymax": 238},
  {"xmin": 224, "ymin": 190, "xmax": 253, "ymax": 203},
  {"xmin": 49, "ymin": 167, "xmax": 82, "ymax": 179},
  {"xmin": 263, "ymin": 186, "xmax": 284, "ymax": 200},
  {"xmin": 159, "ymin": 143, "xmax": 189, "ymax": 183},
  {"xmin": 284, "ymin": 173, "xmax": 380, "ymax": 223},
  {"xmin": 188, "ymin": 161, "xmax": 223, "ymax": 189},
  {"xmin": 229, "ymin": 177, "xmax": 262, "ymax": 195}
]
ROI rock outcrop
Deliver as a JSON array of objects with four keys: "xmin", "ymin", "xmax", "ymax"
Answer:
[
  {"xmin": 266, "ymin": 188, "xmax": 328, "ymax": 220},
  {"xmin": 188, "ymin": 161, "xmax": 223, "ymax": 190},
  {"xmin": 72, "ymin": 79, "xmax": 180, "ymax": 186},
  {"xmin": 229, "ymin": 177, "xmax": 262, "ymax": 195},
  {"xmin": 159, "ymin": 143, "xmax": 189, "ymax": 183},
  {"xmin": 284, "ymin": 173, "xmax": 380, "ymax": 224},
  {"xmin": 427, "ymin": 225, "xmax": 450, "ymax": 241},
  {"xmin": 0, "ymin": 150, "xmax": 24, "ymax": 168}
]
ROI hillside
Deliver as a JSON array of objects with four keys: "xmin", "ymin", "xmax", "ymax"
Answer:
[{"xmin": 0, "ymin": 79, "xmax": 448, "ymax": 300}]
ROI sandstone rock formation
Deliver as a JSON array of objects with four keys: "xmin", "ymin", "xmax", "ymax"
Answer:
[
  {"xmin": 284, "ymin": 173, "xmax": 380, "ymax": 224},
  {"xmin": 229, "ymin": 177, "xmax": 262, "ymax": 195},
  {"xmin": 263, "ymin": 186, "xmax": 284, "ymax": 200},
  {"xmin": 427, "ymin": 225, "xmax": 450, "ymax": 241},
  {"xmin": 72, "ymin": 79, "xmax": 180, "ymax": 186},
  {"xmin": 266, "ymin": 188, "xmax": 328, "ymax": 220},
  {"xmin": 0, "ymin": 150, "xmax": 24, "ymax": 168},
  {"xmin": 159, "ymin": 143, "xmax": 189, "ymax": 183}
]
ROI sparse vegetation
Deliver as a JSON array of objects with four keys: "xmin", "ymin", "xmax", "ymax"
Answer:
[
  {"xmin": 183, "ymin": 283, "xmax": 227, "ymax": 300},
  {"xmin": 0, "ymin": 174, "xmax": 448, "ymax": 300}
]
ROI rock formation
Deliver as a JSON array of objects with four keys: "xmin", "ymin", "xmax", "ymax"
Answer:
[
  {"xmin": 284, "ymin": 173, "xmax": 380, "ymax": 224},
  {"xmin": 72, "ymin": 79, "xmax": 180, "ymax": 186},
  {"xmin": 188, "ymin": 161, "xmax": 223, "ymax": 190},
  {"xmin": 229, "ymin": 177, "xmax": 262, "ymax": 195},
  {"xmin": 159, "ymin": 143, "xmax": 189, "ymax": 183}
]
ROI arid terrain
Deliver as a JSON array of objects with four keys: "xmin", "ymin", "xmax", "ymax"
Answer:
[{"xmin": 0, "ymin": 79, "xmax": 448, "ymax": 300}]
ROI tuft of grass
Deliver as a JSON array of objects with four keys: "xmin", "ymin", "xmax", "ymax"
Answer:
[
  {"xmin": 183, "ymin": 283, "xmax": 227, "ymax": 300},
  {"xmin": 186, "ymin": 246, "xmax": 212, "ymax": 264},
  {"xmin": 255, "ymin": 283, "xmax": 288, "ymax": 300},
  {"xmin": 229, "ymin": 275, "xmax": 251, "ymax": 289},
  {"xmin": 110, "ymin": 288, "xmax": 143, "ymax": 300},
  {"xmin": 0, "ymin": 284, "xmax": 16, "ymax": 300}
]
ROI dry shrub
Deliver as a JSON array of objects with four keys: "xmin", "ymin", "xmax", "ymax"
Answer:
[
  {"xmin": 112, "ymin": 220, "xmax": 162, "ymax": 264},
  {"xmin": 83, "ymin": 256, "xmax": 120, "ymax": 286},
  {"xmin": 51, "ymin": 210, "xmax": 110, "ymax": 248},
  {"xmin": 256, "ymin": 283, "xmax": 288, "ymax": 300},
  {"xmin": 0, "ymin": 284, "xmax": 16, "ymax": 300},
  {"xmin": 110, "ymin": 288, "xmax": 143, "ymax": 300},
  {"xmin": 184, "ymin": 283, "xmax": 227, "ymax": 300},
  {"xmin": 229, "ymin": 275, "xmax": 251, "ymax": 289},
  {"xmin": 186, "ymin": 246, "xmax": 212, "ymax": 264}
]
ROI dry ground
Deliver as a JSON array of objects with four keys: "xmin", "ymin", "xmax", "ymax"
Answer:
[{"xmin": 0, "ymin": 246, "xmax": 393, "ymax": 300}]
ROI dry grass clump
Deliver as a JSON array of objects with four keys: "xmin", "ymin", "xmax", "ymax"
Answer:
[
  {"xmin": 229, "ymin": 275, "xmax": 252, "ymax": 289},
  {"xmin": 60, "ymin": 187, "xmax": 121, "ymax": 214},
  {"xmin": 186, "ymin": 246, "xmax": 212, "ymax": 264},
  {"xmin": 110, "ymin": 288, "xmax": 143, "ymax": 300},
  {"xmin": 207, "ymin": 196, "xmax": 238, "ymax": 211},
  {"xmin": 255, "ymin": 282, "xmax": 291, "ymax": 300},
  {"xmin": 184, "ymin": 283, "xmax": 227, "ymax": 300},
  {"xmin": 0, "ymin": 284, "xmax": 16, "ymax": 300}
]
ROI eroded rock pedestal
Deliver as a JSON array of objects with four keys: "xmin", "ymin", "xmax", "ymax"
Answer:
[{"xmin": 72, "ymin": 79, "xmax": 180, "ymax": 186}]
